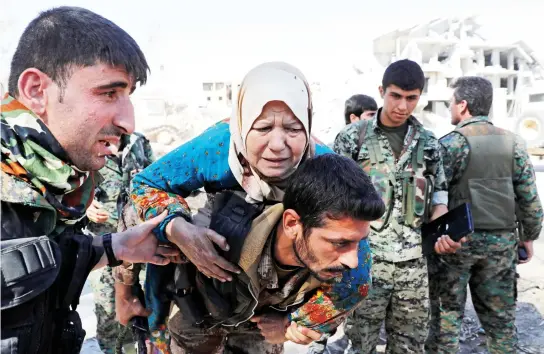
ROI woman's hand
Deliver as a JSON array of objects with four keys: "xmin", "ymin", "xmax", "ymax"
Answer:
[{"xmin": 165, "ymin": 217, "xmax": 241, "ymax": 282}]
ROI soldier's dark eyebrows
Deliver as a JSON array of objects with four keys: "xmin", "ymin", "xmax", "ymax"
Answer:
[
  {"xmin": 390, "ymin": 91, "xmax": 418, "ymax": 100},
  {"xmin": 94, "ymin": 81, "xmax": 136, "ymax": 94},
  {"xmin": 324, "ymin": 230, "xmax": 370, "ymax": 243},
  {"xmin": 324, "ymin": 237, "xmax": 357, "ymax": 245}
]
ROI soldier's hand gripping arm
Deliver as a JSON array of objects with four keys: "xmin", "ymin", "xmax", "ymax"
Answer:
[
  {"xmin": 91, "ymin": 211, "xmax": 180, "ymax": 270},
  {"xmin": 513, "ymin": 137, "xmax": 543, "ymax": 263}
]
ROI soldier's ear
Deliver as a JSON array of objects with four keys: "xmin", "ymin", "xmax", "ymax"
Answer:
[
  {"xmin": 282, "ymin": 209, "xmax": 302, "ymax": 241},
  {"xmin": 379, "ymin": 86, "xmax": 385, "ymax": 99},
  {"xmin": 459, "ymin": 99, "xmax": 469, "ymax": 115},
  {"xmin": 16, "ymin": 68, "xmax": 53, "ymax": 119},
  {"xmin": 349, "ymin": 114, "xmax": 360, "ymax": 124}
]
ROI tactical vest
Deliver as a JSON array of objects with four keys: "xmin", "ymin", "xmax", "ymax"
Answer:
[
  {"xmin": 446, "ymin": 121, "xmax": 517, "ymax": 230},
  {"xmin": 355, "ymin": 119, "xmax": 435, "ymax": 232},
  {"xmin": 1, "ymin": 173, "xmax": 99, "ymax": 354}
]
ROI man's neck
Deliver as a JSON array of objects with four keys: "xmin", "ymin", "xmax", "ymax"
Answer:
[
  {"xmin": 378, "ymin": 109, "xmax": 408, "ymax": 128},
  {"xmin": 273, "ymin": 222, "xmax": 300, "ymax": 268},
  {"xmin": 457, "ymin": 115, "xmax": 475, "ymax": 126}
]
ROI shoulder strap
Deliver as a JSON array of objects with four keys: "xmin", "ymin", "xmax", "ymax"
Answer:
[
  {"xmin": 412, "ymin": 129, "xmax": 428, "ymax": 169},
  {"xmin": 354, "ymin": 120, "xmax": 370, "ymax": 161},
  {"xmin": 204, "ymin": 191, "xmax": 265, "ymax": 320},
  {"xmin": 209, "ymin": 191, "xmax": 265, "ymax": 264}
]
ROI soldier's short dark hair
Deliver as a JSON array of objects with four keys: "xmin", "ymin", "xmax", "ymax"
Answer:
[
  {"xmin": 451, "ymin": 76, "xmax": 493, "ymax": 117},
  {"xmin": 382, "ymin": 59, "xmax": 425, "ymax": 93},
  {"xmin": 283, "ymin": 154, "xmax": 385, "ymax": 237},
  {"xmin": 8, "ymin": 6, "xmax": 149, "ymax": 99},
  {"xmin": 344, "ymin": 94, "xmax": 378, "ymax": 125}
]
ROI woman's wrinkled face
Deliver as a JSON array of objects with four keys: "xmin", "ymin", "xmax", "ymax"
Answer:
[{"xmin": 245, "ymin": 100, "xmax": 308, "ymax": 179}]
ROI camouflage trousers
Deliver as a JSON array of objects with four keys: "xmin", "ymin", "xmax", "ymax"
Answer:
[
  {"xmin": 167, "ymin": 305, "xmax": 283, "ymax": 354},
  {"xmin": 89, "ymin": 264, "xmax": 120, "ymax": 354},
  {"xmin": 86, "ymin": 223, "xmax": 121, "ymax": 354},
  {"xmin": 345, "ymin": 257, "xmax": 429, "ymax": 354},
  {"xmin": 426, "ymin": 233, "xmax": 518, "ymax": 354}
]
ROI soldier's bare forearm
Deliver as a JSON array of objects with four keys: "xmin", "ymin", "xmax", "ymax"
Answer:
[
  {"xmin": 113, "ymin": 261, "xmax": 142, "ymax": 285},
  {"xmin": 114, "ymin": 281, "xmax": 133, "ymax": 297},
  {"xmin": 430, "ymin": 204, "xmax": 448, "ymax": 221}
]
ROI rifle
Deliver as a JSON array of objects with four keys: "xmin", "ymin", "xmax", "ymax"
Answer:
[{"xmin": 115, "ymin": 281, "xmax": 149, "ymax": 354}]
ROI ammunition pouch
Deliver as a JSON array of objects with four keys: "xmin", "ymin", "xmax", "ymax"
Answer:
[
  {"xmin": 1, "ymin": 237, "xmax": 61, "ymax": 310},
  {"xmin": 1, "ymin": 232, "xmax": 98, "ymax": 353},
  {"xmin": 358, "ymin": 121, "xmax": 434, "ymax": 231},
  {"xmin": 402, "ymin": 173, "xmax": 435, "ymax": 228}
]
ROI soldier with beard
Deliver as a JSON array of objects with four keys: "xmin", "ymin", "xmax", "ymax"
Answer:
[{"xmin": 159, "ymin": 154, "xmax": 385, "ymax": 353}]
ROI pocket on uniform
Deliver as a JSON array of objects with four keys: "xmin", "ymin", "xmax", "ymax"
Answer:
[
  {"xmin": 370, "ymin": 176, "xmax": 394, "ymax": 231},
  {"xmin": 413, "ymin": 175, "xmax": 434, "ymax": 218}
]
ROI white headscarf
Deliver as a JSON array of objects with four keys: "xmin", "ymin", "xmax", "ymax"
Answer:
[{"xmin": 228, "ymin": 62, "xmax": 316, "ymax": 203}]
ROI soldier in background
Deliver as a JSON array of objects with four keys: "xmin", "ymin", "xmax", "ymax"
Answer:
[
  {"xmin": 331, "ymin": 59, "xmax": 463, "ymax": 353},
  {"xmin": 426, "ymin": 76, "xmax": 543, "ymax": 353},
  {"xmin": 344, "ymin": 94, "xmax": 378, "ymax": 125},
  {"xmin": 86, "ymin": 132, "xmax": 154, "ymax": 354},
  {"xmin": 308, "ymin": 93, "xmax": 378, "ymax": 354}
]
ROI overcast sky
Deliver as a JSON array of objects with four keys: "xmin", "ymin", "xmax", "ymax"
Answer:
[{"xmin": 1, "ymin": 0, "xmax": 543, "ymax": 93}]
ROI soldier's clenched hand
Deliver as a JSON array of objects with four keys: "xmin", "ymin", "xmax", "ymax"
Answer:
[
  {"xmin": 250, "ymin": 313, "xmax": 289, "ymax": 344},
  {"xmin": 518, "ymin": 240, "xmax": 534, "ymax": 264},
  {"xmin": 115, "ymin": 283, "xmax": 150, "ymax": 326},
  {"xmin": 434, "ymin": 235, "xmax": 467, "ymax": 254},
  {"xmin": 86, "ymin": 199, "xmax": 110, "ymax": 223}
]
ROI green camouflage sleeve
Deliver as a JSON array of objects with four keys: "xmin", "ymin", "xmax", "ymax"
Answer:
[
  {"xmin": 332, "ymin": 122, "xmax": 361, "ymax": 160},
  {"xmin": 142, "ymin": 135, "xmax": 156, "ymax": 165},
  {"xmin": 438, "ymin": 132, "xmax": 469, "ymax": 186},
  {"xmin": 424, "ymin": 131, "xmax": 448, "ymax": 205},
  {"xmin": 513, "ymin": 136, "xmax": 543, "ymax": 240}
]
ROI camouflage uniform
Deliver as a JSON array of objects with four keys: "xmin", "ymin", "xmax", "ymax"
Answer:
[
  {"xmin": 333, "ymin": 112, "xmax": 448, "ymax": 354},
  {"xmin": 426, "ymin": 116, "xmax": 543, "ymax": 354},
  {"xmin": 87, "ymin": 133, "xmax": 154, "ymax": 354}
]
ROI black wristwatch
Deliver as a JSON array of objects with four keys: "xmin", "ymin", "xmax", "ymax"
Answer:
[{"xmin": 103, "ymin": 233, "xmax": 122, "ymax": 267}]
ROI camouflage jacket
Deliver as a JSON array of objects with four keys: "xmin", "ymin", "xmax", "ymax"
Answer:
[
  {"xmin": 88, "ymin": 133, "xmax": 154, "ymax": 234},
  {"xmin": 439, "ymin": 116, "xmax": 543, "ymax": 241},
  {"xmin": 334, "ymin": 112, "xmax": 448, "ymax": 262},
  {"xmin": 1, "ymin": 95, "xmax": 101, "ymax": 353}
]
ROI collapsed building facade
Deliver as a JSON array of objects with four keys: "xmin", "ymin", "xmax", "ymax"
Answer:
[{"xmin": 373, "ymin": 16, "xmax": 544, "ymax": 151}]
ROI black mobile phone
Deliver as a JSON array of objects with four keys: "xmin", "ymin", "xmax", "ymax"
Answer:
[
  {"xmin": 518, "ymin": 246, "xmax": 528, "ymax": 261},
  {"xmin": 421, "ymin": 203, "xmax": 474, "ymax": 256}
]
